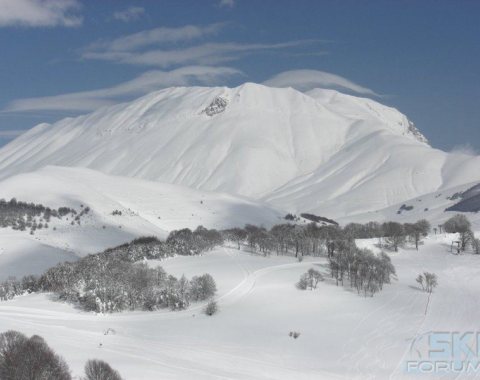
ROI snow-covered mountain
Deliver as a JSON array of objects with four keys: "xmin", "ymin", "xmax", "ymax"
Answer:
[{"xmin": 0, "ymin": 83, "xmax": 479, "ymax": 218}]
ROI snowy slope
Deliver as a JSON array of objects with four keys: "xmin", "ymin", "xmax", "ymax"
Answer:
[
  {"xmin": 0, "ymin": 166, "xmax": 282, "ymax": 235},
  {"xmin": 1, "ymin": 238, "xmax": 480, "ymax": 379},
  {"xmin": 0, "ymin": 166, "xmax": 283, "ymax": 279},
  {"xmin": 0, "ymin": 83, "xmax": 479, "ymax": 218},
  {"xmin": 336, "ymin": 180, "xmax": 480, "ymax": 230}
]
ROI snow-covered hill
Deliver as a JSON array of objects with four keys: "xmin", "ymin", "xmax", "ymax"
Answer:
[
  {"xmin": 0, "ymin": 166, "xmax": 281, "ymax": 236},
  {"xmin": 0, "ymin": 166, "xmax": 283, "ymax": 279},
  {"xmin": 0, "ymin": 83, "xmax": 479, "ymax": 218}
]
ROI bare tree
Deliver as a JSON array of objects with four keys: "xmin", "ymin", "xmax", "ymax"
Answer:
[
  {"xmin": 0, "ymin": 330, "xmax": 71, "ymax": 380},
  {"xmin": 416, "ymin": 272, "xmax": 438, "ymax": 293},
  {"xmin": 84, "ymin": 359, "xmax": 123, "ymax": 380},
  {"xmin": 383, "ymin": 222, "xmax": 406, "ymax": 252},
  {"xmin": 444, "ymin": 214, "xmax": 472, "ymax": 251},
  {"xmin": 404, "ymin": 219, "xmax": 430, "ymax": 250},
  {"xmin": 416, "ymin": 274, "xmax": 425, "ymax": 291}
]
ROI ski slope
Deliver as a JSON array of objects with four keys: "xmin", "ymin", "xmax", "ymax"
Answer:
[
  {"xmin": 0, "ymin": 237, "xmax": 479, "ymax": 379},
  {"xmin": 0, "ymin": 83, "xmax": 479, "ymax": 218}
]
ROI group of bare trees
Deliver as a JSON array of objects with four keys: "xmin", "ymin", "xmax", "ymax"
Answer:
[
  {"xmin": 295, "ymin": 240, "xmax": 396, "ymax": 297},
  {"xmin": 327, "ymin": 241, "xmax": 396, "ymax": 297},
  {"xmin": 223, "ymin": 219, "xmax": 432, "ymax": 257},
  {"xmin": 224, "ymin": 223, "xmax": 343, "ymax": 257},
  {"xmin": 0, "ymin": 330, "xmax": 122, "ymax": 380}
]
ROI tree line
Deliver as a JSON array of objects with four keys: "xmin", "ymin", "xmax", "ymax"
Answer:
[{"xmin": 222, "ymin": 218, "xmax": 432, "ymax": 257}]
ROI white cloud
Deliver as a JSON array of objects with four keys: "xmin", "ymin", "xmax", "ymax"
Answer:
[
  {"xmin": 0, "ymin": 0, "xmax": 82, "ymax": 27},
  {"xmin": 81, "ymin": 23, "xmax": 316, "ymax": 68},
  {"xmin": 219, "ymin": 0, "xmax": 235, "ymax": 8},
  {"xmin": 0, "ymin": 129, "xmax": 27, "ymax": 138},
  {"xmin": 3, "ymin": 66, "xmax": 243, "ymax": 112},
  {"xmin": 112, "ymin": 6, "xmax": 145, "ymax": 22},
  {"xmin": 83, "ymin": 39, "xmax": 312, "ymax": 68},
  {"xmin": 84, "ymin": 23, "xmax": 225, "ymax": 53},
  {"xmin": 263, "ymin": 69, "xmax": 378, "ymax": 96}
]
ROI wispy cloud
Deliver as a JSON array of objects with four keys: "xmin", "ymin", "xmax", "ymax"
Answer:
[
  {"xmin": 263, "ymin": 69, "xmax": 379, "ymax": 96},
  {"xmin": 112, "ymin": 6, "xmax": 145, "ymax": 22},
  {"xmin": 3, "ymin": 66, "xmax": 243, "ymax": 113},
  {"xmin": 80, "ymin": 24, "xmax": 319, "ymax": 68},
  {"xmin": 0, "ymin": 0, "xmax": 82, "ymax": 27},
  {"xmin": 218, "ymin": 0, "xmax": 235, "ymax": 8},
  {"xmin": 83, "ymin": 23, "xmax": 226, "ymax": 53},
  {"xmin": 83, "ymin": 37, "xmax": 316, "ymax": 68}
]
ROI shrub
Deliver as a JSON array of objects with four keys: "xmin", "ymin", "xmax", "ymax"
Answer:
[
  {"xmin": 204, "ymin": 300, "xmax": 218, "ymax": 316},
  {"xmin": 289, "ymin": 331, "xmax": 300, "ymax": 339},
  {"xmin": 296, "ymin": 268, "xmax": 323, "ymax": 290},
  {"xmin": 296, "ymin": 274, "xmax": 309, "ymax": 290},
  {"xmin": 416, "ymin": 272, "xmax": 438, "ymax": 293}
]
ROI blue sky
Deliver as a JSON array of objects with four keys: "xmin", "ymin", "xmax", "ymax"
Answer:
[{"xmin": 0, "ymin": 0, "xmax": 479, "ymax": 152}]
